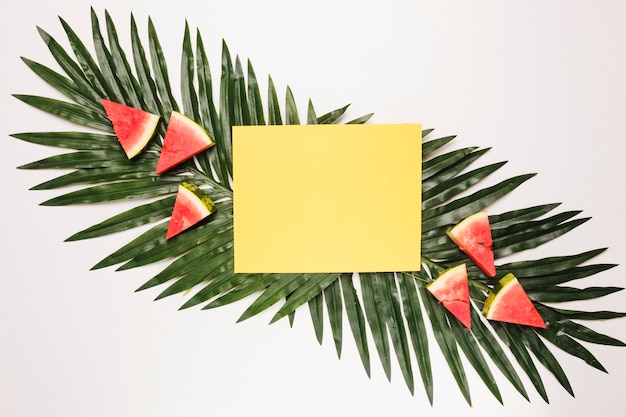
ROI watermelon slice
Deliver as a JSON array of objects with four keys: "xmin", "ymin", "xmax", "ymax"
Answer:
[
  {"xmin": 155, "ymin": 111, "xmax": 215, "ymax": 174},
  {"xmin": 100, "ymin": 98, "xmax": 160, "ymax": 159},
  {"xmin": 426, "ymin": 264, "xmax": 472, "ymax": 328},
  {"xmin": 166, "ymin": 181, "xmax": 216, "ymax": 239},
  {"xmin": 483, "ymin": 273, "xmax": 546, "ymax": 328},
  {"xmin": 447, "ymin": 211, "xmax": 496, "ymax": 277}
]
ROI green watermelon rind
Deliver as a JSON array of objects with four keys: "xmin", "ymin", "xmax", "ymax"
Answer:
[
  {"xmin": 100, "ymin": 98, "xmax": 160, "ymax": 159},
  {"xmin": 482, "ymin": 273, "xmax": 546, "ymax": 328},
  {"xmin": 426, "ymin": 264, "xmax": 466, "ymax": 296},
  {"xmin": 166, "ymin": 181, "xmax": 216, "ymax": 239},
  {"xmin": 446, "ymin": 210, "xmax": 496, "ymax": 277},
  {"xmin": 426, "ymin": 263, "xmax": 472, "ymax": 329},
  {"xmin": 180, "ymin": 181, "xmax": 216, "ymax": 213},
  {"xmin": 155, "ymin": 111, "xmax": 216, "ymax": 174},
  {"xmin": 483, "ymin": 273, "xmax": 514, "ymax": 315},
  {"xmin": 125, "ymin": 113, "xmax": 160, "ymax": 158}
]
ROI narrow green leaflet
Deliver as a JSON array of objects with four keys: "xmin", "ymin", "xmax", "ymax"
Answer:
[
  {"xmin": 360, "ymin": 273, "xmax": 393, "ymax": 381},
  {"xmin": 340, "ymin": 273, "xmax": 371, "ymax": 377},
  {"xmin": 13, "ymin": 95, "xmax": 110, "ymax": 130},
  {"xmin": 20, "ymin": 58, "xmax": 97, "ymax": 110},
  {"xmin": 67, "ymin": 195, "xmax": 176, "ymax": 240},
  {"xmin": 466, "ymin": 298, "xmax": 530, "ymax": 401},
  {"xmin": 271, "ymin": 273, "xmax": 340, "ymax": 324},
  {"xmin": 180, "ymin": 23, "xmax": 201, "ymax": 122},
  {"xmin": 10, "ymin": 9, "xmax": 624, "ymax": 405},
  {"xmin": 104, "ymin": 11, "xmax": 143, "ymax": 109},
  {"xmin": 30, "ymin": 163, "xmax": 158, "ymax": 190},
  {"xmin": 379, "ymin": 272, "xmax": 415, "ymax": 394},
  {"xmin": 308, "ymin": 293, "xmax": 325, "ymax": 345},
  {"xmin": 237, "ymin": 274, "xmax": 309, "ymax": 322},
  {"xmin": 397, "ymin": 272, "xmax": 434, "ymax": 404},
  {"xmin": 324, "ymin": 279, "xmax": 344, "ymax": 357},
  {"xmin": 147, "ymin": 16, "xmax": 178, "ymax": 116},
  {"xmin": 90, "ymin": 10, "xmax": 126, "ymax": 105},
  {"xmin": 130, "ymin": 15, "xmax": 164, "ymax": 118},
  {"xmin": 36, "ymin": 25, "xmax": 103, "ymax": 106},
  {"xmin": 40, "ymin": 178, "xmax": 180, "ymax": 205},
  {"xmin": 18, "ymin": 150, "xmax": 128, "ymax": 170},
  {"xmin": 419, "ymin": 280, "xmax": 472, "ymax": 404},
  {"xmin": 10, "ymin": 131, "xmax": 120, "ymax": 150}
]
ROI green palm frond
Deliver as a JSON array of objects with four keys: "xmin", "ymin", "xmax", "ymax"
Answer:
[{"xmin": 11, "ymin": 8, "xmax": 624, "ymax": 406}]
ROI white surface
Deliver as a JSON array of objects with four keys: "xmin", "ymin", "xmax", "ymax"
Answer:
[{"xmin": 1, "ymin": 1, "xmax": 625, "ymax": 416}]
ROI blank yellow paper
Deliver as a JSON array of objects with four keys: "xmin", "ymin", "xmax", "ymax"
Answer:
[{"xmin": 233, "ymin": 124, "xmax": 422, "ymax": 273}]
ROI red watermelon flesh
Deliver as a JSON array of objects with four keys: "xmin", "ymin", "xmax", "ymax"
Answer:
[
  {"xmin": 100, "ymin": 98, "xmax": 160, "ymax": 159},
  {"xmin": 166, "ymin": 181, "xmax": 216, "ymax": 239},
  {"xmin": 155, "ymin": 111, "xmax": 215, "ymax": 174},
  {"xmin": 426, "ymin": 264, "xmax": 472, "ymax": 329},
  {"xmin": 447, "ymin": 211, "xmax": 496, "ymax": 277},
  {"xmin": 483, "ymin": 273, "xmax": 546, "ymax": 328}
]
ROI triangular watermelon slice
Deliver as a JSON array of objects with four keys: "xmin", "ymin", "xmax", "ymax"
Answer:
[
  {"xmin": 426, "ymin": 263, "xmax": 472, "ymax": 329},
  {"xmin": 482, "ymin": 273, "xmax": 546, "ymax": 328},
  {"xmin": 166, "ymin": 181, "xmax": 216, "ymax": 239},
  {"xmin": 155, "ymin": 111, "xmax": 215, "ymax": 174},
  {"xmin": 447, "ymin": 211, "xmax": 496, "ymax": 277},
  {"xmin": 100, "ymin": 98, "xmax": 160, "ymax": 159}
]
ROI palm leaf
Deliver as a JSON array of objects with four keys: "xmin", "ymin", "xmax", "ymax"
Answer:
[{"xmin": 10, "ymin": 9, "xmax": 624, "ymax": 406}]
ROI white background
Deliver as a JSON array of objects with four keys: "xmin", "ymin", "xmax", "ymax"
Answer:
[{"xmin": 1, "ymin": 1, "xmax": 625, "ymax": 416}]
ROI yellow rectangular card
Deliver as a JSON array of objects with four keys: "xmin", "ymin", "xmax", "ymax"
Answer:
[{"xmin": 233, "ymin": 124, "xmax": 422, "ymax": 273}]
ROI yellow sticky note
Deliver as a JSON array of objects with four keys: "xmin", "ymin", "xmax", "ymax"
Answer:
[{"xmin": 233, "ymin": 124, "xmax": 422, "ymax": 273}]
